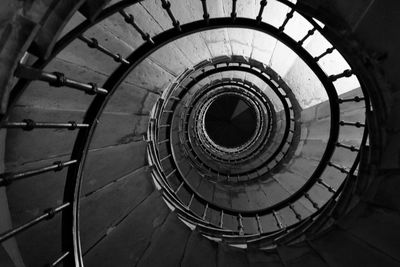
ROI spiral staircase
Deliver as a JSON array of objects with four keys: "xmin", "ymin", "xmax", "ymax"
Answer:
[{"xmin": 0, "ymin": 0, "xmax": 399, "ymax": 266}]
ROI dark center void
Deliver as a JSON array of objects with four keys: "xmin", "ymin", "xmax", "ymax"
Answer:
[{"xmin": 204, "ymin": 95, "xmax": 257, "ymax": 148}]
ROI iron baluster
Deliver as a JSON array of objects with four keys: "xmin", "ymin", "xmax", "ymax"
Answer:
[
  {"xmin": 336, "ymin": 142, "xmax": 359, "ymax": 152},
  {"xmin": 174, "ymin": 181, "xmax": 184, "ymax": 193},
  {"xmin": 289, "ymin": 204, "xmax": 302, "ymax": 221},
  {"xmin": 49, "ymin": 251, "xmax": 70, "ymax": 267},
  {"xmin": 339, "ymin": 121, "xmax": 365, "ymax": 128},
  {"xmin": 78, "ymin": 35, "xmax": 130, "ymax": 64},
  {"xmin": 119, "ymin": 10, "xmax": 154, "ymax": 44},
  {"xmin": 157, "ymin": 139, "xmax": 170, "ymax": 145},
  {"xmin": 256, "ymin": 0, "xmax": 268, "ymax": 24},
  {"xmin": 329, "ymin": 69, "xmax": 353, "ymax": 82},
  {"xmin": 231, "ymin": 0, "xmax": 237, "ymax": 21},
  {"xmin": 279, "ymin": 8, "xmax": 295, "ymax": 32},
  {"xmin": 304, "ymin": 193, "xmax": 319, "ymax": 209},
  {"xmin": 3, "ymin": 120, "xmax": 89, "ymax": 130},
  {"xmin": 298, "ymin": 28, "xmax": 316, "ymax": 46},
  {"xmin": 317, "ymin": 178, "xmax": 336, "ymax": 193},
  {"xmin": 202, "ymin": 203, "xmax": 208, "ymax": 219},
  {"xmin": 15, "ymin": 64, "xmax": 108, "ymax": 95},
  {"xmin": 219, "ymin": 210, "xmax": 224, "ymax": 227},
  {"xmin": 200, "ymin": 0, "xmax": 210, "ymax": 23},
  {"xmin": 161, "ymin": 0, "xmax": 181, "ymax": 31},
  {"xmin": 256, "ymin": 214, "xmax": 263, "ymax": 233},
  {"xmin": 0, "ymin": 160, "xmax": 77, "ymax": 186},
  {"xmin": 338, "ymin": 96, "xmax": 365, "ymax": 103},
  {"xmin": 314, "ymin": 47, "xmax": 334, "ymax": 62},
  {"xmin": 328, "ymin": 162, "xmax": 349, "ymax": 174},
  {"xmin": 165, "ymin": 169, "xmax": 177, "ymax": 179},
  {"xmin": 238, "ymin": 214, "xmax": 244, "ymax": 234},
  {"xmin": 0, "ymin": 202, "xmax": 70, "ymax": 242},
  {"xmin": 272, "ymin": 210, "xmax": 284, "ymax": 229},
  {"xmin": 187, "ymin": 194, "xmax": 194, "ymax": 208}
]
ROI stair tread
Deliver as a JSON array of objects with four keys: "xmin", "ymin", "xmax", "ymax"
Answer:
[{"xmin": 83, "ymin": 191, "xmax": 170, "ymax": 267}]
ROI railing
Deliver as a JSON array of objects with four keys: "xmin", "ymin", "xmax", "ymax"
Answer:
[
  {"xmin": 145, "ymin": 0, "xmax": 370, "ymax": 248},
  {"xmin": 165, "ymin": 57, "xmax": 300, "ymax": 181}
]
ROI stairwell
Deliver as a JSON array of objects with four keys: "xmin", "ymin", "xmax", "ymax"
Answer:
[{"xmin": 0, "ymin": 0, "xmax": 399, "ymax": 267}]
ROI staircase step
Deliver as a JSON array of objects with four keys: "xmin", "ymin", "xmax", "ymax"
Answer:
[
  {"xmin": 277, "ymin": 243, "xmax": 329, "ymax": 267},
  {"xmin": 80, "ymin": 168, "xmax": 154, "ymax": 252},
  {"xmin": 82, "ymin": 141, "xmax": 147, "ymax": 194},
  {"xmin": 6, "ymin": 107, "xmax": 82, "ymax": 164},
  {"xmin": 246, "ymin": 249, "xmax": 283, "ymax": 267},
  {"xmin": 83, "ymin": 191, "xmax": 170, "ymax": 267},
  {"xmin": 0, "ymin": 243, "xmax": 19, "ymax": 267},
  {"xmin": 310, "ymin": 226, "xmax": 400, "ymax": 267},
  {"xmin": 14, "ymin": 213, "xmax": 63, "ymax": 267},
  {"xmin": 6, "ymin": 154, "xmax": 69, "ymax": 225},
  {"xmin": 372, "ymin": 173, "xmax": 400, "ymax": 213},
  {"xmin": 338, "ymin": 202, "xmax": 400, "ymax": 262},
  {"xmin": 90, "ymin": 112, "xmax": 148, "ymax": 149},
  {"xmin": 217, "ymin": 242, "xmax": 248, "ymax": 267},
  {"xmin": 136, "ymin": 212, "xmax": 192, "ymax": 267},
  {"xmin": 181, "ymin": 230, "xmax": 218, "ymax": 267}
]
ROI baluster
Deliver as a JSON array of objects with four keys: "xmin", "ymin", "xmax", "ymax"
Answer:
[
  {"xmin": 231, "ymin": 0, "xmax": 237, "ymax": 21},
  {"xmin": 336, "ymin": 142, "xmax": 359, "ymax": 152},
  {"xmin": 256, "ymin": 214, "xmax": 263, "ymax": 233},
  {"xmin": 279, "ymin": 8, "xmax": 295, "ymax": 32},
  {"xmin": 200, "ymin": 0, "xmax": 210, "ymax": 23},
  {"xmin": 0, "ymin": 203, "xmax": 70, "ymax": 242},
  {"xmin": 272, "ymin": 210, "xmax": 284, "ymax": 229},
  {"xmin": 157, "ymin": 139, "xmax": 170, "ymax": 145},
  {"xmin": 15, "ymin": 65, "xmax": 108, "ymax": 95},
  {"xmin": 329, "ymin": 69, "xmax": 353, "ymax": 82},
  {"xmin": 339, "ymin": 121, "xmax": 365, "ymax": 128},
  {"xmin": 187, "ymin": 194, "xmax": 194, "ymax": 208},
  {"xmin": 237, "ymin": 214, "xmax": 244, "ymax": 234},
  {"xmin": 298, "ymin": 28, "xmax": 316, "ymax": 46},
  {"xmin": 219, "ymin": 210, "xmax": 224, "ymax": 227},
  {"xmin": 304, "ymin": 193, "xmax": 319, "ymax": 209},
  {"xmin": 119, "ymin": 10, "xmax": 154, "ymax": 44},
  {"xmin": 202, "ymin": 203, "xmax": 209, "ymax": 219},
  {"xmin": 161, "ymin": 0, "xmax": 181, "ymax": 31},
  {"xmin": 328, "ymin": 162, "xmax": 349, "ymax": 174},
  {"xmin": 289, "ymin": 204, "xmax": 302, "ymax": 221},
  {"xmin": 0, "ymin": 160, "xmax": 77, "ymax": 186},
  {"xmin": 174, "ymin": 181, "xmax": 184, "ymax": 193},
  {"xmin": 317, "ymin": 178, "xmax": 336, "ymax": 193},
  {"xmin": 165, "ymin": 169, "xmax": 177, "ymax": 179},
  {"xmin": 256, "ymin": 0, "xmax": 268, "ymax": 24},
  {"xmin": 159, "ymin": 124, "xmax": 171, "ymax": 128},
  {"xmin": 78, "ymin": 35, "xmax": 130, "ymax": 64},
  {"xmin": 49, "ymin": 251, "xmax": 70, "ymax": 267},
  {"xmin": 314, "ymin": 47, "xmax": 334, "ymax": 62},
  {"xmin": 338, "ymin": 96, "xmax": 364, "ymax": 103},
  {"xmin": 3, "ymin": 120, "xmax": 89, "ymax": 130}
]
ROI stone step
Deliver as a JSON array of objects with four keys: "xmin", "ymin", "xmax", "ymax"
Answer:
[
  {"xmin": 83, "ymin": 191, "xmax": 170, "ymax": 266},
  {"xmin": 136, "ymin": 212, "xmax": 191, "ymax": 267},
  {"xmin": 310, "ymin": 226, "xmax": 399, "ymax": 267},
  {"xmin": 80, "ymin": 167, "xmax": 154, "ymax": 252},
  {"xmin": 181, "ymin": 230, "xmax": 218, "ymax": 267},
  {"xmin": 277, "ymin": 243, "xmax": 329, "ymax": 267}
]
